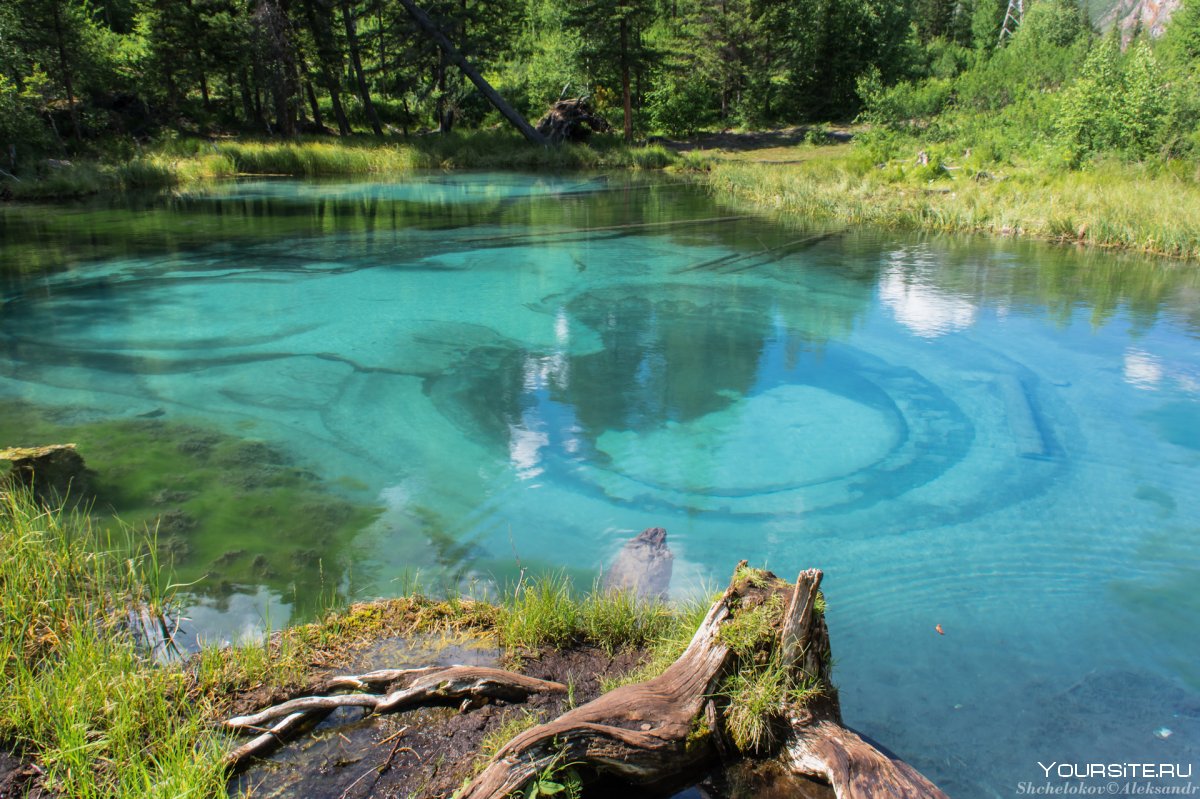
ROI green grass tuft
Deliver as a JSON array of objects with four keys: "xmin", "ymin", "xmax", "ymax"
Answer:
[
  {"xmin": 717, "ymin": 594, "xmax": 783, "ymax": 658},
  {"xmin": 0, "ymin": 489, "xmax": 228, "ymax": 798}
]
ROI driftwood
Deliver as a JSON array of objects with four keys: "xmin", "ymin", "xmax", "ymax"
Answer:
[
  {"xmin": 535, "ymin": 98, "xmax": 611, "ymax": 143},
  {"xmin": 223, "ymin": 563, "xmax": 947, "ymax": 798}
]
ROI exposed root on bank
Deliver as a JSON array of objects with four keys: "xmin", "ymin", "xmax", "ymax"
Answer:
[
  {"xmin": 223, "ymin": 665, "xmax": 565, "ymax": 769},
  {"xmin": 222, "ymin": 564, "xmax": 948, "ymax": 798}
]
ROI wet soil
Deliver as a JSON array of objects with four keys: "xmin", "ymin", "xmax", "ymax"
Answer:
[
  {"xmin": 232, "ymin": 640, "xmax": 647, "ymax": 799},
  {"xmin": 0, "ymin": 750, "xmax": 50, "ymax": 799}
]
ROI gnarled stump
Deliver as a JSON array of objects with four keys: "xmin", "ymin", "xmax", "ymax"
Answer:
[
  {"xmin": 223, "ymin": 563, "xmax": 947, "ymax": 798},
  {"xmin": 463, "ymin": 564, "xmax": 947, "ymax": 799},
  {"xmin": 535, "ymin": 98, "xmax": 611, "ymax": 143}
]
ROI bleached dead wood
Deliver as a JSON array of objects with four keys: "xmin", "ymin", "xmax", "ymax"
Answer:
[{"xmin": 223, "ymin": 665, "xmax": 565, "ymax": 769}]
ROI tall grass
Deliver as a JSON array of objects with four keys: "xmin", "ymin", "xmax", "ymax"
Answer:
[
  {"xmin": 0, "ymin": 489, "xmax": 228, "ymax": 798},
  {"xmin": 498, "ymin": 572, "xmax": 675, "ymax": 654},
  {"xmin": 4, "ymin": 132, "xmax": 681, "ymax": 200},
  {"xmin": 701, "ymin": 151, "xmax": 1200, "ymax": 261}
]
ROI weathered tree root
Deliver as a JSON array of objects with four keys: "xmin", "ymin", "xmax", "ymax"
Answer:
[
  {"xmin": 223, "ymin": 564, "xmax": 949, "ymax": 798},
  {"xmin": 223, "ymin": 665, "xmax": 566, "ymax": 769},
  {"xmin": 461, "ymin": 564, "xmax": 948, "ymax": 799}
]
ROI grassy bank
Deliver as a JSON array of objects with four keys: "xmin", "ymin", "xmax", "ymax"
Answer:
[
  {"xmin": 6, "ymin": 128, "xmax": 1198, "ymax": 261},
  {"xmin": 0, "ymin": 489, "xmax": 228, "ymax": 797},
  {"xmin": 691, "ymin": 139, "xmax": 1200, "ymax": 261},
  {"xmin": 2, "ymin": 131, "xmax": 678, "ymax": 200},
  {"xmin": 0, "ymin": 489, "xmax": 711, "ymax": 798}
]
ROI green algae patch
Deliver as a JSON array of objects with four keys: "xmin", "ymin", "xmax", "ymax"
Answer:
[{"xmin": 0, "ymin": 399, "xmax": 382, "ymax": 619}]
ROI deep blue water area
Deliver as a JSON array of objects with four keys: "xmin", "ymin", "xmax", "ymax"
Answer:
[{"xmin": 1, "ymin": 173, "xmax": 1198, "ymax": 796}]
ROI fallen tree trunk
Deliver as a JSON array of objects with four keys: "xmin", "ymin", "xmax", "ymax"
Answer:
[
  {"xmin": 395, "ymin": 0, "xmax": 547, "ymax": 145},
  {"xmin": 223, "ymin": 563, "xmax": 947, "ymax": 798}
]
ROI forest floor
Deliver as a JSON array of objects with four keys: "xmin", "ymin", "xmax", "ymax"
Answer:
[{"xmin": 663, "ymin": 125, "xmax": 855, "ymax": 164}]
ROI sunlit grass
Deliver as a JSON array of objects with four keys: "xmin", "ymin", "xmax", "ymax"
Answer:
[
  {"xmin": 0, "ymin": 489, "xmax": 228, "ymax": 798},
  {"xmin": 701, "ymin": 148, "xmax": 1200, "ymax": 260},
  {"xmin": 598, "ymin": 592, "xmax": 714, "ymax": 692},
  {"xmin": 3, "ymin": 132, "xmax": 682, "ymax": 200},
  {"xmin": 498, "ymin": 572, "xmax": 675, "ymax": 654}
]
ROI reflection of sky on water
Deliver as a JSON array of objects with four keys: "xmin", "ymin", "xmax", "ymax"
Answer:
[{"xmin": 879, "ymin": 248, "xmax": 978, "ymax": 338}]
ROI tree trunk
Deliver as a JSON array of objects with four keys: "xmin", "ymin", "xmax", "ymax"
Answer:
[
  {"xmin": 199, "ymin": 71, "xmax": 212, "ymax": 114},
  {"xmin": 340, "ymin": 0, "xmax": 384, "ymax": 135},
  {"xmin": 50, "ymin": 1, "xmax": 81, "ymax": 141},
  {"xmin": 620, "ymin": 16, "xmax": 632, "ymax": 144},
  {"xmin": 394, "ymin": 0, "xmax": 547, "ymax": 145},
  {"xmin": 436, "ymin": 54, "xmax": 451, "ymax": 133},
  {"xmin": 301, "ymin": 0, "xmax": 352, "ymax": 135},
  {"xmin": 239, "ymin": 69, "xmax": 256, "ymax": 127},
  {"xmin": 305, "ymin": 81, "xmax": 324, "ymax": 129},
  {"xmin": 184, "ymin": 0, "xmax": 212, "ymax": 114}
]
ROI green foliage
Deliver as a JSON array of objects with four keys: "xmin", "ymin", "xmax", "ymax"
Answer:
[
  {"xmin": 1017, "ymin": 0, "xmax": 1090, "ymax": 49},
  {"xmin": 522, "ymin": 746, "xmax": 583, "ymax": 799},
  {"xmin": 858, "ymin": 69, "xmax": 955, "ymax": 127},
  {"xmin": 971, "ymin": 0, "xmax": 1007, "ymax": 50},
  {"xmin": 1164, "ymin": 0, "xmax": 1200, "ymax": 62},
  {"xmin": 1056, "ymin": 39, "xmax": 1167, "ymax": 163},
  {"xmin": 0, "ymin": 72, "xmax": 50, "ymax": 166},
  {"xmin": 646, "ymin": 70, "xmax": 718, "ymax": 136}
]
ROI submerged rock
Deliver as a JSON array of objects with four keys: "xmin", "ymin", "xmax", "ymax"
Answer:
[
  {"xmin": 0, "ymin": 443, "xmax": 93, "ymax": 506},
  {"xmin": 603, "ymin": 526, "xmax": 674, "ymax": 600}
]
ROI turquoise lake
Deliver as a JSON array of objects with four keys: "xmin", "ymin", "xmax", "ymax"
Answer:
[{"xmin": 1, "ymin": 173, "xmax": 1198, "ymax": 795}]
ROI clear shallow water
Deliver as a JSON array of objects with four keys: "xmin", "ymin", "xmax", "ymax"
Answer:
[{"xmin": 2, "ymin": 173, "xmax": 1199, "ymax": 795}]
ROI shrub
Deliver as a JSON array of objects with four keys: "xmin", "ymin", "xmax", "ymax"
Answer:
[{"xmin": 1056, "ymin": 39, "xmax": 1167, "ymax": 164}]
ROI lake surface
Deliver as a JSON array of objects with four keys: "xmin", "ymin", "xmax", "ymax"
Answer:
[{"xmin": 2, "ymin": 173, "xmax": 1198, "ymax": 796}]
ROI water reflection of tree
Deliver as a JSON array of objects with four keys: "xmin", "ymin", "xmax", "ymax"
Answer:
[
  {"xmin": 896, "ymin": 235, "xmax": 1200, "ymax": 337},
  {"xmin": 556, "ymin": 292, "xmax": 770, "ymax": 438}
]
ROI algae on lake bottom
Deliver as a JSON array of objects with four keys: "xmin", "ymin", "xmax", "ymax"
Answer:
[{"xmin": 0, "ymin": 399, "xmax": 384, "ymax": 620}]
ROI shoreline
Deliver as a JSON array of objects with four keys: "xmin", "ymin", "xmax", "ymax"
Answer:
[{"xmin": 3, "ymin": 132, "xmax": 1198, "ymax": 263}]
